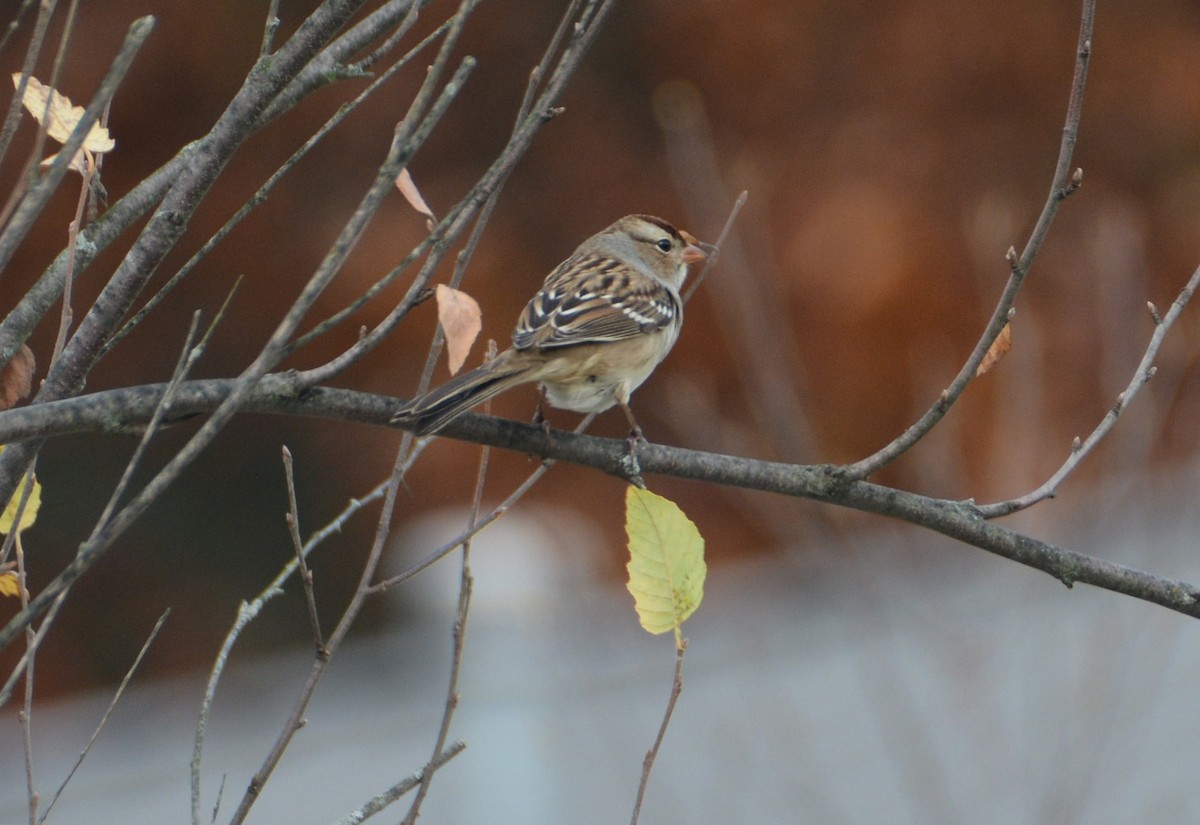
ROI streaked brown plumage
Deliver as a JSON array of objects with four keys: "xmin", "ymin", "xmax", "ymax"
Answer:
[{"xmin": 391, "ymin": 214, "xmax": 706, "ymax": 436}]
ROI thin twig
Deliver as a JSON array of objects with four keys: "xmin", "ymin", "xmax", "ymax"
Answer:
[
  {"xmin": 0, "ymin": 589, "xmax": 67, "ymax": 711},
  {"xmin": 840, "ymin": 0, "xmax": 1096, "ymax": 480},
  {"xmin": 629, "ymin": 640, "xmax": 687, "ymax": 825},
  {"xmin": 400, "ymin": 404, "xmax": 490, "ymax": 824},
  {"xmin": 282, "ymin": 446, "xmax": 325, "ymax": 652},
  {"xmin": 977, "ymin": 263, "xmax": 1200, "ymax": 517},
  {"xmin": 259, "ymin": 0, "xmax": 282, "ymax": 56},
  {"xmin": 368, "ymin": 465, "xmax": 546, "ymax": 593},
  {"xmin": 190, "ymin": 447, "xmax": 428, "ymax": 825},
  {"xmin": 681, "ymin": 189, "xmax": 745, "ymax": 305},
  {"xmin": 38, "ymin": 610, "xmax": 169, "ymax": 824},
  {"xmin": 346, "ymin": 0, "xmax": 422, "ymax": 73},
  {"xmin": 331, "ymin": 741, "xmax": 466, "ymax": 825},
  {"xmin": 0, "ymin": 0, "xmax": 39, "ymax": 61},
  {"xmin": 18, "ymin": 531, "xmax": 37, "ymax": 825},
  {"xmin": 51, "ymin": 155, "xmax": 95, "ymax": 365},
  {"xmin": 225, "ymin": 439, "xmax": 418, "ymax": 825}
]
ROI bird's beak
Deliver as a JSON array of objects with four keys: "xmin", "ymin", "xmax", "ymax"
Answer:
[{"xmin": 680, "ymin": 230, "xmax": 707, "ymax": 265}]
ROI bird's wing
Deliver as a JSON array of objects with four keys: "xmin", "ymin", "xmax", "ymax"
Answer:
[{"xmin": 513, "ymin": 254, "xmax": 680, "ymax": 350}]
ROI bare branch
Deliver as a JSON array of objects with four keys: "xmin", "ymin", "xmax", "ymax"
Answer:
[
  {"xmin": 401, "ymin": 406, "xmax": 490, "ymax": 824},
  {"xmin": 629, "ymin": 640, "xmax": 687, "ymax": 825},
  {"xmin": 331, "ymin": 741, "xmax": 466, "ymax": 825},
  {"xmin": 976, "ymin": 262, "xmax": 1200, "ymax": 517},
  {"xmin": 282, "ymin": 446, "xmax": 325, "ymax": 653},
  {"xmin": 841, "ymin": 0, "xmax": 1096, "ymax": 480},
  {"xmin": 38, "ymin": 610, "xmax": 169, "ymax": 823}
]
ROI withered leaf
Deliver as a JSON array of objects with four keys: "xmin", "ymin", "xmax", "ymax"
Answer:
[
  {"xmin": 395, "ymin": 167, "xmax": 436, "ymax": 231},
  {"xmin": 13, "ymin": 73, "xmax": 115, "ymax": 173},
  {"xmin": 976, "ymin": 322, "xmax": 1012, "ymax": 377},
  {"xmin": 0, "ymin": 345, "xmax": 35, "ymax": 411},
  {"xmin": 435, "ymin": 284, "xmax": 482, "ymax": 375}
]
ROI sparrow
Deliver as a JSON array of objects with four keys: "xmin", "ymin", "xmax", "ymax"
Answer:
[{"xmin": 391, "ymin": 214, "xmax": 706, "ymax": 437}]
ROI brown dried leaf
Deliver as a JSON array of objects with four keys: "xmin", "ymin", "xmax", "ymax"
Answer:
[
  {"xmin": 0, "ymin": 345, "xmax": 35, "ymax": 411},
  {"xmin": 976, "ymin": 322, "xmax": 1012, "ymax": 377},
  {"xmin": 395, "ymin": 167, "xmax": 435, "ymax": 230},
  {"xmin": 435, "ymin": 284, "xmax": 482, "ymax": 375}
]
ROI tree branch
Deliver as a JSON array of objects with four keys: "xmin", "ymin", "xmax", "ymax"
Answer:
[
  {"xmin": 0, "ymin": 372, "xmax": 1196, "ymax": 642},
  {"xmin": 841, "ymin": 0, "xmax": 1096, "ymax": 479}
]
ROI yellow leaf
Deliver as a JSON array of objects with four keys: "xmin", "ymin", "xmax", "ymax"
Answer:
[
  {"xmin": 13, "ymin": 73, "xmax": 115, "ymax": 154},
  {"xmin": 976, "ymin": 321, "xmax": 1012, "ymax": 377},
  {"xmin": 0, "ymin": 571, "xmax": 22, "ymax": 599},
  {"xmin": 0, "ymin": 447, "xmax": 41, "ymax": 534},
  {"xmin": 625, "ymin": 487, "xmax": 706, "ymax": 642},
  {"xmin": 435, "ymin": 284, "xmax": 482, "ymax": 375}
]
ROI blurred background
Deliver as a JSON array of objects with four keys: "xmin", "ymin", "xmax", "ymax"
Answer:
[{"xmin": 2, "ymin": 0, "xmax": 1200, "ymax": 821}]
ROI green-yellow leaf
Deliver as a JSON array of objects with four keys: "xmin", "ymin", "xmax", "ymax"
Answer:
[
  {"xmin": 0, "ymin": 447, "xmax": 40, "ymax": 534},
  {"xmin": 625, "ymin": 486, "xmax": 706, "ymax": 639}
]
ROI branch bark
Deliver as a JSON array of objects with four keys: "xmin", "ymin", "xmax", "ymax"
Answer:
[{"xmin": 0, "ymin": 374, "xmax": 1195, "ymax": 645}]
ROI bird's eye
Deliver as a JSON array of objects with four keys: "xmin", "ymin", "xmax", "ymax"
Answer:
[{"xmin": 655, "ymin": 238, "xmax": 672, "ymax": 253}]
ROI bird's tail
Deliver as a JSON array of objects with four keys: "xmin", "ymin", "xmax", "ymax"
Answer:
[{"xmin": 391, "ymin": 350, "xmax": 531, "ymax": 435}]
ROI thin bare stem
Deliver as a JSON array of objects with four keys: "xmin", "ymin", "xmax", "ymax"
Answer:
[
  {"xmin": 841, "ymin": 0, "xmax": 1096, "ymax": 480},
  {"xmin": 0, "ymin": 588, "xmax": 66, "ymax": 710},
  {"xmin": 0, "ymin": 0, "xmax": 39, "ymax": 60},
  {"xmin": 18, "ymin": 532, "xmax": 37, "ymax": 825},
  {"xmin": 368, "ymin": 447, "xmax": 555, "ymax": 593},
  {"xmin": 51, "ymin": 156, "xmax": 95, "ymax": 365},
  {"xmin": 517, "ymin": 0, "xmax": 582, "ymax": 118},
  {"xmin": 400, "ymin": 418, "xmax": 489, "ymax": 824},
  {"xmin": 977, "ymin": 263, "xmax": 1200, "ymax": 517},
  {"xmin": 226, "ymin": 437, "xmax": 418, "ymax": 824},
  {"xmin": 282, "ymin": 446, "xmax": 325, "ymax": 652},
  {"xmin": 346, "ymin": 0, "xmax": 422, "ymax": 73},
  {"xmin": 681, "ymin": 190, "xmax": 745, "ymax": 305},
  {"xmin": 188, "ymin": 452, "xmax": 421, "ymax": 825},
  {"xmin": 630, "ymin": 640, "xmax": 687, "ymax": 825},
  {"xmin": 408, "ymin": 385, "xmax": 495, "ymax": 819},
  {"xmin": 260, "ymin": 0, "xmax": 282, "ymax": 56},
  {"xmin": 38, "ymin": 610, "xmax": 169, "ymax": 824},
  {"xmin": 331, "ymin": 741, "xmax": 466, "ymax": 825}
]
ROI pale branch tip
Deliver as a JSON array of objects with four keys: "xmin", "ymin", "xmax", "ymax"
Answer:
[{"xmin": 1147, "ymin": 301, "xmax": 1162, "ymax": 325}]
